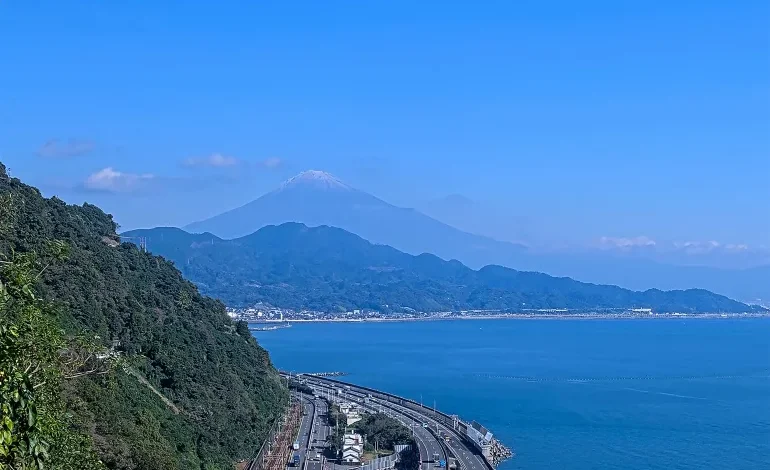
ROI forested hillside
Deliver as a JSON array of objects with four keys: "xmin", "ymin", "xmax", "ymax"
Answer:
[
  {"xmin": 124, "ymin": 224, "xmax": 757, "ymax": 313},
  {"xmin": 0, "ymin": 162, "xmax": 287, "ymax": 469}
]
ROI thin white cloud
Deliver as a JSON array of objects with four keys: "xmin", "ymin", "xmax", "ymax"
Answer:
[
  {"xmin": 38, "ymin": 138, "xmax": 95, "ymax": 158},
  {"xmin": 598, "ymin": 236, "xmax": 657, "ymax": 249},
  {"xmin": 84, "ymin": 167, "xmax": 154, "ymax": 193},
  {"xmin": 183, "ymin": 153, "xmax": 239, "ymax": 168},
  {"xmin": 724, "ymin": 243, "xmax": 749, "ymax": 252},
  {"xmin": 599, "ymin": 238, "xmax": 761, "ymax": 256},
  {"xmin": 182, "ymin": 154, "xmax": 284, "ymax": 170},
  {"xmin": 675, "ymin": 240, "xmax": 721, "ymax": 254},
  {"xmin": 261, "ymin": 157, "xmax": 283, "ymax": 169}
]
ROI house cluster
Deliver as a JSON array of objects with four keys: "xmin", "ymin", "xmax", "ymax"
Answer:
[
  {"xmin": 339, "ymin": 402, "xmax": 362, "ymax": 426},
  {"xmin": 342, "ymin": 431, "xmax": 364, "ymax": 464}
]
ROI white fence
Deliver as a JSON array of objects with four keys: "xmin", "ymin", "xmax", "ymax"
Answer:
[{"xmin": 357, "ymin": 445, "xmax": 410, "ymax": 470}]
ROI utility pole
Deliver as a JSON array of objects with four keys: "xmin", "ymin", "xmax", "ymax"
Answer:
[{"xmin": 121, "ymin": 236, "xmax": 147, "ymax": 252}]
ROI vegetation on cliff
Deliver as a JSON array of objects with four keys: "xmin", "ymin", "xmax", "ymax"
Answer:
[{"xmin": 0, "ymin": 162, "xmax": 287, "ymax": 469}]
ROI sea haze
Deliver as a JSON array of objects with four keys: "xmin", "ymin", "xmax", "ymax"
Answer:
[{"xmin": 253, "ymin": 318, "xmax": 770, "ymax": 470}]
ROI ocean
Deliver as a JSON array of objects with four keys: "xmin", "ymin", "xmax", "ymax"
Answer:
[{"xmin": 252, "ymin": 318, "xmax": 770, "ymax": 470}]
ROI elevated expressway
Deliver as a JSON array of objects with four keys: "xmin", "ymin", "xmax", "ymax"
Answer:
[{"xmin": 293, "ymin": 374, "xmax": 502, "ymax": 470}]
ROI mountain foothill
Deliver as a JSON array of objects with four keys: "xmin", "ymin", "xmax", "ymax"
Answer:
[{"xmin": 124, "ymin": 170, "xmax": 764, "ymax": 313}]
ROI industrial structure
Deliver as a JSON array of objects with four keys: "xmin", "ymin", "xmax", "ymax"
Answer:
[{"xmin": 465, "ymin": 421, "xmax": 493, "ymax": 461}]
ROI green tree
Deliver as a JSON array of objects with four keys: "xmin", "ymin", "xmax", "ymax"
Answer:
[
  {"xmin": 1, "ymin": 160, "xmax": 288, "ymax": 469},
  {"xmin": 0, "ymin": 249, "xmax": 104, "ymax": 469},
  {"xmin": 354, "ymin": 413, "xmax": 410, "ymax": 452}
]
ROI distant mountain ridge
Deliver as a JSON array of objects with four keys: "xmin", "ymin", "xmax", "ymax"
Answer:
[
  {"xmin": 184, "ymin": 169, "xmax": 529, "ymax": 266},
  {"xmin": 123, "ymin": 223, "xmax": 759, "ymax": 314},
  {"xmin": 183, "ymin": 170, "xmax": 769, "ymax": 302}
]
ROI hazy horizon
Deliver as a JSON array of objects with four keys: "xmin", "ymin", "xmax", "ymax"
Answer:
[{"xmin": 1, "ymin": 1, "xmax": 767, "ymax": 267}]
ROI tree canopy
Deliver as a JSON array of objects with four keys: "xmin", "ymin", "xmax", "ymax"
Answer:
[
  {"xmin": 123, "ymin": 224, "xmax": 756, "ymax": 313},
  {"xmin": 0, "ymin": 162, "xmax": 287, "ymax": 469}
]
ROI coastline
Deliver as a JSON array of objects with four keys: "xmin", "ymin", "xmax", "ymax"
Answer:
[{"xmin": 247, "ymin": 312, "xmax": 770, "ymax": 324}]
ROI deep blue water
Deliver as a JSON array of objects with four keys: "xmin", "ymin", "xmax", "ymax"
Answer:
[{"xmin": 252, "ymin": 319, "xmax": 770, "ymax": 470}]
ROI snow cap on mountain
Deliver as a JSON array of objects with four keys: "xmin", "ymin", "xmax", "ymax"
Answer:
[{"xmin": 279, "ymin": 170, "xmax": 352, "ymax": 191}]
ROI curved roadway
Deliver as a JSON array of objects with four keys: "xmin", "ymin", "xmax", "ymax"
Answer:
[
  {"xmin": 306, "ymin": 380, "xmax": 445, "ymax": 470},
  {"xmin": 303, "ymin": 377, "xmax": 487, "ymax": 470}
]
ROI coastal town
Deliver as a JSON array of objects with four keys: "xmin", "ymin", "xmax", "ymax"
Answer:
[{"xmin": 227, "ymin": 304, "xmax": 766, "ymax": 323}]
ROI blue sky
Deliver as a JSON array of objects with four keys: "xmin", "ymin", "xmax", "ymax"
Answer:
[{"xmin": 1, "ymin": 1, "xmax": 768, "ymax": 250}]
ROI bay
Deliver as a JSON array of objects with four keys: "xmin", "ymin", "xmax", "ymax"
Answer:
[{"xmin": 252, "ymin": 318, "xmax": 770, "ymax": 470}]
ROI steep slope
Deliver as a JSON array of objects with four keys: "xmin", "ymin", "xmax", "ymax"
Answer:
[
  {"xmin": 124, "ymin": 223, "xmax": 756, "ymax": 313},
  {"xmin": 0, "ymin": 163, "xmax": 287, "ymax": 469},
  {"xmin": 183, "ymin": 170, "xmax": 529, "ymax": 267}
]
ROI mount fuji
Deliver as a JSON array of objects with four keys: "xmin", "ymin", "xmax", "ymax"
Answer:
[
  {"xmin": 181, "ymin": 171, "xmax": 769, "ymax": 303},
  {"xmin": 184, "ymin": 170, "xmax": 529, "ymax": 267}
]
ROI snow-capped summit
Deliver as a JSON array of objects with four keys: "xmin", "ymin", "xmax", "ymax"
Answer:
[
  {"xmin": 279, "ymin": 170, "xmax": 352, "ymax": 191},
  {"xmin": 184, "ymin": 167, "xmax": 529, "ymax": 273}
]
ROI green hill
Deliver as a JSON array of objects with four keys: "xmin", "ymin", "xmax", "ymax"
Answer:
[
  {"xmin": 124, "ymin": 223, "xmax": 756, "ymax": 313},
  {"xmin": 0, "ymin": 162, "xmax": 287, "ymax": 469}
]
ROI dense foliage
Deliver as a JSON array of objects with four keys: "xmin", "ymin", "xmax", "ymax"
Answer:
[
  {"xmin": 324, "ymin": 404, "xmax": 345, "ymax": 458},
  {"xmin": 325, "ymin": 407, "xmax": 413, "ymax": 462},
  {"xmin": 353, "ymin": 414, "xmax": 411, "ymax": 452},
  {"xmin": 124, "ymin": 224, "xmax": 756, "ymax": 313},
  {"xmin": 0, "ymin": 249, "xmax": 105, "ymax": 470},
  {"xmin": 0, "ymin": 163, "xmax": 288, "ymax": 469},
  {"xmin": 288, "ymin": 380, "xmax": 314, "ymax": 395}
]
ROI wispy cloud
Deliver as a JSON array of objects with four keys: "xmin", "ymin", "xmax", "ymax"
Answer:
[
  {"xmin": 598, "ymin": 236, "xmax": 657, "ymax": 249},
  {"xmin": 83, "ymin": 167, "xmax": 155, "ymax": 193},
  {"xmin": 183, "ymin": 153, "xmax": 239, "ymax": 168},
  {"xmin": 38, "ymin": 138, "xmax": 95, "ymax": 158},
  {"xmin": 598, "ymin": 237, "xmax": 763, "ymax": 257},
  {"xmin": 261, "ymin": 157, "xmax": 283, "ymax": 169},
  {"xmin": 724, "ymin": 243, "xmax": 750, "ymax": 252},
  {"xmin": 674, "ymin": 240, "xmax": 721, "ymax": 254},
  {"xmin": 181, "ymin": 154, "xmax": 284, "ymax": 170}
]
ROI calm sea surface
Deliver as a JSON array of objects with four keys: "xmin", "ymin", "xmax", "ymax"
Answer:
[{"xmin": 252, "ymin": 318, "xmax": 770, "ymax": 470}]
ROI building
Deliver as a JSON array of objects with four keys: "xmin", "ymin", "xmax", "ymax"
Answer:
[
  {"xmin": 342, "ymin": 432, "xmax": 363, "ymax": 464},
  {"xmin": 339, "ymin": 402, "xmax": 362, "ymax": 425}
]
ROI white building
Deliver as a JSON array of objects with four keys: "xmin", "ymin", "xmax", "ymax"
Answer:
[
  {"xmin": 345, "ymin": 410, "xmax": 362, "ymax": 426},
  {"xmin": 339, "ymin": 402, "xmax": 362, "ymax": 425},
  {"xmin": 342, "ymin": 432, "xmax": 363, "ymax": 464}
]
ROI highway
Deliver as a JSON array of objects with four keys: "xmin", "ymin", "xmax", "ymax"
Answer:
[
  {"xmin": 295, "ymin": 397, "xmax": 315, "ymax": 469},
  {"xmin": 301, "ymin": 376, "xmax": 490, "ymax": 470},
  {"xmin": 379, "ymin": 399, "xmax": 486, "ymax": 470},
  {"xmin": 361, "ymin": 396, "xmax": 445, "ymax": 470},
  {"xmin": 305, "ymin": 397, "xmax": 328, "ymax": 470},
  {"xmin": 305, "ymin": 380, "xmax": 446, "ymax": 470}
]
